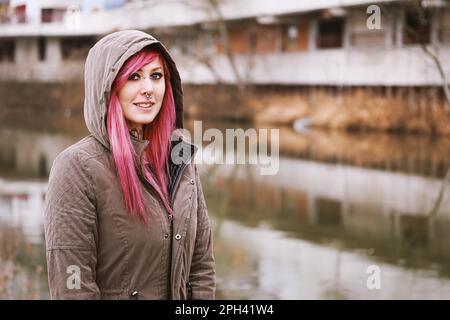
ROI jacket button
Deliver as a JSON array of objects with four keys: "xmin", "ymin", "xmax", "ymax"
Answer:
[
  {"xmin": 130, "ymin": 290, "xmax": 139, "ymax": 299},
  {"xmin": 189, "ymin": 179, "xmax": 195, "ymax": 185},
  {"xmin": 163, "ymin": 233, "xmax": 169, "ymax": 240},
  {"xmin": 175, "ymin": 234, "xmax": 182, "ymax": 240}
]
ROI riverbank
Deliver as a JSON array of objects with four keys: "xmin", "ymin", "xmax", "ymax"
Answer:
[
  {"xmin": 184, "ymin": 85, "xmax": 450, "ymax": 136},
  {"xmin": 1, "ymin": 82, "xmax": 450, "ymax": 135}
]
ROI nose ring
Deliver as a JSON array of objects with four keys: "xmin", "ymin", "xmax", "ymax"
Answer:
[{"xmin": 144, "ymin": 92, "xmax": 153, "ymax": 100}]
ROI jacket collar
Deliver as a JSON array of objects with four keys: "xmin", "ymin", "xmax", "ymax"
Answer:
[
  {"xmin": 130, "ymin": 135, "xmax": 150, "ymax": 160},
  {"xmin": 129, "ymin": 130, "xmax": 198, "ymax": 166}
]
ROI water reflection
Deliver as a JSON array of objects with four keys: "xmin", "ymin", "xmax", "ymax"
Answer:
[
  {"xmin": 0, "ymin": 179, "xmax": 46, "ymax": 244},
  {"xmin": 205, "ymin": 158, "xmax": 450, "ymax": 298},
  {"xmin": 1, "ymin": 121, "xmax": 450, "ymax": 299},
  {"xmin": 213, "ymin": 219, "xmax": 450, "ymax": 299},
  {"xmin": 185, "ymin": 120, "xmax": 450, "ymax": 178},
  {"xmin": 0, "ymin": 127, "xmax": 86, "ymax": 179},
  {"xmin": 193, "ymin": 121, "xmax": 450, "ymax": 298}
]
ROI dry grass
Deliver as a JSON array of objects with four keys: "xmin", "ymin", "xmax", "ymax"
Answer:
[
  {"xmin": 307, "ymin": 88, "xmax": 450, "ymax": 135},
  {"xmin": 251, "ymin": 94, "xmax": 310, "ymax": 125},
  {"xmin": 184, "ymin": 85, "xmax": 450, "ymax": 136},
  {"xmin": 0, "ymin": 228, "xmax": 48, "ymax": 299},
  {"xmin": 264, "ymin": 88, "xmax": 450, "ymax": 136}
]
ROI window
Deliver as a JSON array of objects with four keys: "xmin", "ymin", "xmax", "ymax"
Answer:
[
  {"xmin": 249, "ymin": 32, "xmax": 257, "ymax": 54},
  {"xmin": 317, "ymin": 18, "xmax": 344, "ymax": 49},
  {"xmin": 15, "ymin": 4, "xmax": 27, "ymax": 23},
  {"xmin": 281, "ymin": 25, "xmax": 298, "ymax": 52},
  {"xmin": 0, "ymin": 39, "xmax": 15, "ymax": 63},
  {"xmin": 281, "ymin": 22, "xmax": 309, "ymax": 52},
  {"xmin": 201, "ymin": 32, "xmax": 216, "ymax": 55},
  {"xmin": 41, "ymin": 8, "xmax": 66, "ymax": 23},
  {"xmin": 0, "ymin": 3, "xmax": 11, "ymax": 23},
  {"xmin": 349, "ymin": 10, "xmax": 386, "ymax": 48},
  {"xmin": 316, "ymin": 197, "xmax": 342, "ymax": 226},
  {"xmin": 400, "ymin": 215, "xmax": 428, "ymax": 247},
  {"xmin": 403, "ymin": 10, "xmax": 431, "ymax": 45},
  {"xmin": 181, "ymin": 34, "xmax": 196, "ymax": 55},
  {"xmin": 228, "ymin": 26, "xmax": 250, "ymax": 54}
]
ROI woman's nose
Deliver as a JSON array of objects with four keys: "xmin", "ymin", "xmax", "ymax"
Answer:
[{"xmin": 140, "ymin": 76, "xmax": 153, "ymax": 94}]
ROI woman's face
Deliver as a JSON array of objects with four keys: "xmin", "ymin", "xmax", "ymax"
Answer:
[{"xmin": 117, "ymin": 57, "xmax": 166, "ymax": 130}]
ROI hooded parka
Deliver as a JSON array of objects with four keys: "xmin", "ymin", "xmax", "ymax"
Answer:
[{"xmin": 44, "ymin": 30, "xmax": 215, "ymax": 300}]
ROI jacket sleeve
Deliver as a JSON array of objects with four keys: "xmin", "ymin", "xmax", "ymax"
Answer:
[
  {"xmin": 189, "ymin": 165, "xmax": 216, "ymax": 299},
  {"xmin": 44, "ymin": 149, "xmax": 100, "ymax": 299}
]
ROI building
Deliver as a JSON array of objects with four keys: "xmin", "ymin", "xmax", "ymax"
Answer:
[{"xmin": 0, "ymin": 0, "xmax": 449, "ymax": 87}]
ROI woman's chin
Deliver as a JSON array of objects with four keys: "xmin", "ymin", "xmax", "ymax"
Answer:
[{"xmin": 134, "ymin": 116, "xmax": 157, "ymax": 126}]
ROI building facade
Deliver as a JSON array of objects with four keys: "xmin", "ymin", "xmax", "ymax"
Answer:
[{"xmin": 0, "ymin": 0, "xmax": 449, "ymax": 86}]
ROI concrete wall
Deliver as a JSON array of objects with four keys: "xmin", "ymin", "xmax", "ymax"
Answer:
[
  {"xmin": 0, "ymin": 37, "xmax": 84, "ymax": 81},
  {"xmin": 176, "ymin": 45, "xmax": 450, "ymax": 86}
]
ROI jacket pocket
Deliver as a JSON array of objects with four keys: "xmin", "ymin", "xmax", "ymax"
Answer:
[{"xmin": 186, "ymin": 282, "xmax": 193, "ymax": 300}]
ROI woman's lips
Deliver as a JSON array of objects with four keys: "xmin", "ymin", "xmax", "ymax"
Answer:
[{"xmin": 133, "ymin": 102, "xmax": 154, "ymax": 109}]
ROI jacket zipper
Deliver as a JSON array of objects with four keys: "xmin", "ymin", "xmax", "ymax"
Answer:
[
  {"xmin": 187, "ymin": 281, "xmax": 193, "ymax": 300},
  {"xmin": 170, "ymin": 162, "xmax": 188, "ymax": 206},
  {"xmin": 136, "ymin": 140, "xmax": 195, "ymax": 299},
  {"xmin": 167, "ymin": 162, "xmax": 189, "ymax": 299},
  {"xmin": 167, "ymin": 213, "xmax": 174, "ymax": 299}
]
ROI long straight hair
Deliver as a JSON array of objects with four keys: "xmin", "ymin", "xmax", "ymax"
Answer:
[{"xmin": 107, "ymin": 48, "xmax": 175, "ymax": 223}]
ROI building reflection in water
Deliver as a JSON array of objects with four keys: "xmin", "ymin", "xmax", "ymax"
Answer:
[
  {"xmin": 202, "ymin": 153, "xmax": 450, "ymax": 298},
  {"xmin": 0, "ymin": 179, "xmax": 46, "ymax": 244}
]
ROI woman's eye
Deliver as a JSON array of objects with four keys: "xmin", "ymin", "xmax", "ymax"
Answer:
[
  {"xmin": 128, "ymin": 73, "xmax": 140, "ymax": 81},
  {"xmin": 151, "ymin": 72, "xmax": 163, "ymax": 80}
]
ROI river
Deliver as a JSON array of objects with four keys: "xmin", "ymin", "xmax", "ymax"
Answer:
[{"xmin": 1, "ymin": 117, "xmax": 450, "ymax": 299}]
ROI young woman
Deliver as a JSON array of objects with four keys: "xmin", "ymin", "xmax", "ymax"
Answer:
[{"xmin": 44, "ymin": 30, "xmax": 215, "ymax": 299}]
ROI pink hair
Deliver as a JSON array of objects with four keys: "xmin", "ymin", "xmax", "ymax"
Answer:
[{"xmin": 107, "ymin": 48, "xmax": 175, "ymax": 223}]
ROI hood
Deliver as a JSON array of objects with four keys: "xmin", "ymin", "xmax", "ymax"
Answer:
[{"xmin": 83, "ymin": 29, "xmax": 184, "ymax": 150}]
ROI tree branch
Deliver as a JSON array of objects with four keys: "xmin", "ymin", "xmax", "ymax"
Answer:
[{"xmin": 421, "ymin": 44, "xmax": 450, "ymax": 110}]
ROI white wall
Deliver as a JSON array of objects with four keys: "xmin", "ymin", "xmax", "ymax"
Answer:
[{"xmin": 176, "ymin": 45, "xmax": 450, "ymax": 86}]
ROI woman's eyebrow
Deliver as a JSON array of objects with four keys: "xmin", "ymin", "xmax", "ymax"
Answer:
[{"xmin": 136, "ymin": 66, "xmax": 163, "ymax": 72}]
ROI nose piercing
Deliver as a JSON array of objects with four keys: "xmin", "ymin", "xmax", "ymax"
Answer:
[{"xmin": 144, "ymin": 92, "xmax": 153, "ymax": 100}]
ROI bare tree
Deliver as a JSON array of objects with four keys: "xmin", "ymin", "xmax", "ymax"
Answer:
[
  {"xmin": 174, "ymin": 0, "xmax": 252, "ymax": 92},
  {"xmin": 381, "ymin": 0, "xmax": 450, "ymax": 110}
]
